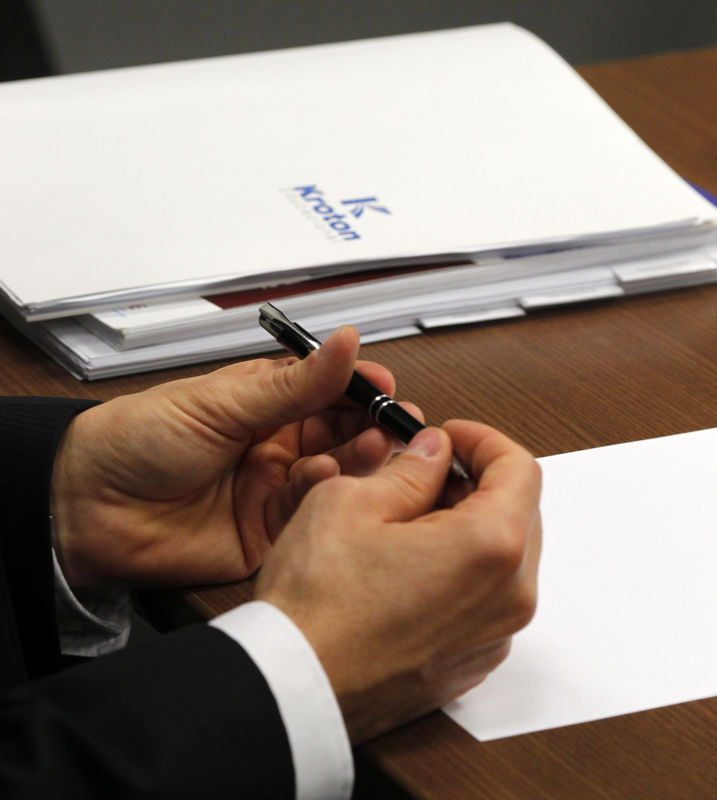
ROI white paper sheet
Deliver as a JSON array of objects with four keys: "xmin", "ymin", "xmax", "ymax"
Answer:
[{"xmin": 445, "ymin": 428, "xmax": 717, "ymax": 741}]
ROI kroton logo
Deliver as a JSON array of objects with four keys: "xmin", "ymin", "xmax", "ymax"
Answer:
[
  {"xmin": 340, "ymin": 197, "xmax": 391, "ymax": 218},
  {"xmin": 286, "ymin": 185, "xmax": 391, "ymax": 242}
]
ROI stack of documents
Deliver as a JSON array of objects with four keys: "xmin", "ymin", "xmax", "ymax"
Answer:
[{"xmin": 1, "ymin": 23, "xmax": 716, "ymax": 379}]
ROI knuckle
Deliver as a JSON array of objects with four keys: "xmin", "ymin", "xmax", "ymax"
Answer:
[
  {"xmin": 395, "ymin": 469, "xmax": 432, "ymax": 506},
  {"xmin": 246, "ymin": 357, "xmax": 276, "ymax": 372},
  {"xmin": 484, "ymin": 515, "xmax": 529, "ymax": 572},
  {"xmin": 228, "ymin": 356, "xmax": 291, "ymax": 375},
  {"xmin": 484, "ymin": 636, "xmax": 513, "ymax": 669},
  {"xmin": 249, "ymin": 362, "xmax": 308, "ymax": 422},
  {"xmin": 510, "ymin": 583, "xmax": 538, "ymax": 631},
  {"xmin": 270, "ymin": 362, "xmax": 302, "ymax": 401},
  {"xmin": 527, "ymin": 457, "xmax": 543, "ymax": 490}
]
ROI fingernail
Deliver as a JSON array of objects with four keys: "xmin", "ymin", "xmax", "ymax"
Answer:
[{"xmin": 406, "ymin": 427, "xmax": 442, "ymax": 458}]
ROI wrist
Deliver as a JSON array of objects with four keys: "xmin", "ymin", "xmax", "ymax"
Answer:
[{"xmin": 255, "ymin": 588, "xmax": 405, "ymax": 744}]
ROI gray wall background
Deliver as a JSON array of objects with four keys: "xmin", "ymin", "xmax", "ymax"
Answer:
[{"xmin": 31, "ymin": 0, "xmax": 717, "ymax": 73}]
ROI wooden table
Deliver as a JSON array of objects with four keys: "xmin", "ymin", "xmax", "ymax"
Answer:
[{"xmin": 1, "ymin": 47, "xmax": 716, "ymax": 799}]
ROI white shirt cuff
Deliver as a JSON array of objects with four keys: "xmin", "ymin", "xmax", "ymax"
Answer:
[
  {"xmin": 210, "ymin": 600, "xmax": 354, "ymax": 800},
  {"xmin": 52, "ymin": 549, "xmax": 132, "ymax": 657}
]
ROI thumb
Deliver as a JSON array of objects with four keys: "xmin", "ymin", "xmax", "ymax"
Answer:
[
  {"xmin": 193, "ymin": 325, "xmax": 361, "ymax": 433},
  {"xmin": 360, "ymin": 427, "xmax": 452, "ymax": 522}
]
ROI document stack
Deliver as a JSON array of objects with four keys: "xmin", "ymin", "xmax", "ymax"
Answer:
[{"xmin": 1, "ymin": 23, "xmax": 715, "ymax": 379}]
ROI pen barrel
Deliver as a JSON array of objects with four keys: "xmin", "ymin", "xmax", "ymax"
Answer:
[
  {"xmin": 347, "ymin": 370, "xmax": 468, "ymax": 477},
  {"xmin": 345, "ymin": 371, "xmax": 383, "ymax": 408},
  {"xmin": 345, "ymin": 372, "xmax": 425, "ymax": 444},
  {"xmin": 373, "ymin": 401, "xmax": 425, "ymax": 444}
]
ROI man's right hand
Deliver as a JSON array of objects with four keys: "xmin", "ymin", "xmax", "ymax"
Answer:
[{"xmin": 255, "ymin": 420, "xmax": 542, "ymax": 743}]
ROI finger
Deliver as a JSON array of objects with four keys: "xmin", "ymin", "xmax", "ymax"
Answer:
[
  {"xmin": 429, "ymin": 636, "xmax": 513, "ymax": 689},
  {"xmin": 265, "ymin": 454, "xmax": 341, "ymax": 540},
  {"xmin": 300, "ymin": 401, "xmax": 424, "ymax": 458},
  {"xmin": 438, "ymin": 469, "xmax": 475, "ymax": 509},
  {"xmin": 426, "ymin": 421, "xmax": 542, "ymax": 598},
  {"xmin": 177, "ymin": 326, "xmax": 395, "ymax": 437},
  {"xmin": 354, "ymin": 427, "xmax": 453, "ymax": 522},
  {"xmin": 194, "ymin": 352, "xmax": 395, "ymax": 405},
  {"xmin": 300, "ymin": 358, "xmax": 396, "ymax": 413},
  {"xmin": 302, "ymin": 426, "xmax": 395, "ymax": 478},
  {"xmin": 442, "ymin": 420, "xmax": 542, "ymax": 520}
]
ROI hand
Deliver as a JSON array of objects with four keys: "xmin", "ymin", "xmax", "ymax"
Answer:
[
  {"xmin": 256, "ymin": 421, "xmax": 542, "ymax": 743},
  {"xmin": 51, "ymin": 327, "xmax": 403, "ymax": 588}
]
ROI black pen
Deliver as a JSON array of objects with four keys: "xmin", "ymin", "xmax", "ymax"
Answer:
[{"xmin": 258, "ymin": 302, "xmax": 470, "ymax": 480}]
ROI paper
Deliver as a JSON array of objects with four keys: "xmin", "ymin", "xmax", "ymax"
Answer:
[
  {"xmin": 2, "ymin": 305, "xmax": 419, "ymax": 380},
  {"xmin": 80, "ymin": 244, "xmax": 716, "ymax": 351},
  {"xmin": 1, "ymin": 23, "xmax": 715, "ymax": 318},
  {"xmin": 445, "ymin": 428, "xmax": 717, "ymax": 741}
]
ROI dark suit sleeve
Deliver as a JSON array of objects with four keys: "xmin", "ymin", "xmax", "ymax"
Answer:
[
  {"xmin": 1, "ymin": 625, "xmax": 295, "ymax": 798},
  {"xmin": 0, "ymin": 398, "xmax": 295, "ymax": 799},
  {"xmin": 0, "ymin": 396, "xmax": 98, "ymax": 682}
]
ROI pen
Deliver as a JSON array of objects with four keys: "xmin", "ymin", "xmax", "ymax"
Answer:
[{"xmin": 258, "ymin": 302, "xmax": 471, "ymax": 480}]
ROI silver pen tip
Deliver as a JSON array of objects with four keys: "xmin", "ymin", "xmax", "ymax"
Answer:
[{"xmin": 451, "ymin": 455, "xmax": 471, "ymax": 481}]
